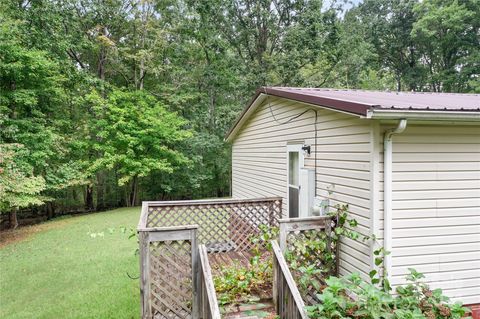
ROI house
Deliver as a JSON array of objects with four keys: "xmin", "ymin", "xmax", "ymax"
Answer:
[{"xmin": 225, "ymin": 87, "xmax": 480, "ymax": 306}]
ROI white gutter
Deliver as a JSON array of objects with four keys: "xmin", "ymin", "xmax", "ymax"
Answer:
[
  {"xmin": 383, "ymin": 119, "xmax": 407, "ymax": 283},
  {"xmin": 367, "ymin": 109, "xmax": 480, "ymax": 121}
]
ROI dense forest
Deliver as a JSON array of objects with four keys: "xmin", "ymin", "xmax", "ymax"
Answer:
[{"xmin": 1, "ymin": 0, "xmax": 479, "ymax": 227}]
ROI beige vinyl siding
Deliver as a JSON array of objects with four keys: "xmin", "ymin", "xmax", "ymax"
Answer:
[
  {"xmin": 376, "ymin": 124, "xmax": 480, "ymax": 304},
  {"xmin": 314, "ymin": 116, "xmax": 373, "ymax": 280},
  {"xmin": 232, "ymin": 97, "xmax": 316, "ymax": 214},
  {"xmin": 231, "ymin": 97, "xmax": 373, "ymax": 280}
]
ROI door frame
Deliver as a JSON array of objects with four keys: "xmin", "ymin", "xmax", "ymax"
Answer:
[{"xmin": 286, "ymin": 143, "xmax": 305, "ymax": 218}]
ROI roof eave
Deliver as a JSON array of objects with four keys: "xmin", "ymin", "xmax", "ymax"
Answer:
[
  {"xmin": 225, "ymin": 92, "xmax": 266, "ymax": 142},
  {"xmin": 225, "ymin": 87, "xmax": 371, "ymax": 142},
  {"xmin": 264, "ymin": 87, "xmax": 370, "ymax": 116},
  {"xmin": 368, "ymin": 109, "xmax": 480, "ymax": 121}
]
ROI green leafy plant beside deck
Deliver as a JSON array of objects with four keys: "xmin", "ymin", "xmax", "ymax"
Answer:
[
  {"xmin": 285, "ymin": 204, "xmax": 369, "ymax": 297},
  {"xmin": 306, "ymin": 270, "xmax": 471, "ymax": 319},
  {"xmin": 277, "ymin": 204, "xmax": 471, "ymax": 319},
  {"xmin": 213, "ymin": 225, "xmax": 278, "ymax": 305},
  {"xmin": 214, "ymin": 255, "xmax": 273, "ymax": 305}
]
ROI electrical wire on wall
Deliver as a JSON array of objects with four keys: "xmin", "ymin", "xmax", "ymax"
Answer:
[{"xmin": 263, "ymin": 87, "xmax": 319, "ymax": 197}]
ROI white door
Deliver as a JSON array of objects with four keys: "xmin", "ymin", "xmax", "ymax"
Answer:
[{"xmin": 287, "ymin": 144, "xmax": 304, "ymax": 218}]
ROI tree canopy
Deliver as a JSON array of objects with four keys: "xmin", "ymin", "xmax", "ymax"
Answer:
[{"xmin": 0, "ymin": 0, "xmax": 478, "ymax": 225}]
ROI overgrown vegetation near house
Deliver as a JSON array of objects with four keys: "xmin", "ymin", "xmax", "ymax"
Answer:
[
  {"xmin": 213, "ymin": 225, "xmax": 278, "ymax": 305},
  {"xmin": 306, "ymin": 271, "xmax": 471, "ymax": 319},
  {"xmin": 284, "ymin": 205, "xmax": 473, "ymax": 319},
  {"xmin": 207, "ymin": 203, "xmax": 473, "ymax": 318}
]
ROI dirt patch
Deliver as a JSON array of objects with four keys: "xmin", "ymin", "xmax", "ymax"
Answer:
[{"xmin": 0, "ymin": 218, "xmax": 74, "ymax": 249}]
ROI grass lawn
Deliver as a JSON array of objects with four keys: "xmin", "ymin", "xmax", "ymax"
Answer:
[{"xmin": 0, "ymin": 207, "xmax": 141, "ymax": 319}]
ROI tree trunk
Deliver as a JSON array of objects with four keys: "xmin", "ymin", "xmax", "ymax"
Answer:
[
  {"xmin": 96, "ymin": 172, "xmax": 105, "ymax": 211},
  {"xmin": 98, "ymin": 26, "xmax": 107, "ymax": 82},
  {"xmin": 85, "ymin": 185, "xmax": 94, "ymax": 211},
  {"xmin": 138, "ymin": 0, "xmax": 149, "ymax": 90},
  {"xmin": 129, "ymin": 175, "xmax": 138, "ymax": 207},
  {"xmin": 46, "ymin": 202, "xmax": 55, "ymax": 220},
  {"xmin": 9, "ymin": 208, "xmax": 18, "ymax": 229},
  {"xmin": 124, "ymin": 185, "xmax": 130, "ymax": 207},
  {"xmin": 209, "ymin": 89, "xmax": 216, "ymax": 132}
]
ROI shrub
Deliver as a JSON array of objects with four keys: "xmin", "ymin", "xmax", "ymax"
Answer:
[
  {"xmin": 306, "ymin": 269, "xmax": 471, "ymax": 319},
  {"xmin": 285, "ymin": 204, "xmax": 369, "ymax": 297}
]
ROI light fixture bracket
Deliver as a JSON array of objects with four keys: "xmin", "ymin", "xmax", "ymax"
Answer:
[{"xmin": 302, "ymin": 144, "xmax": 311, "ymax": 156}]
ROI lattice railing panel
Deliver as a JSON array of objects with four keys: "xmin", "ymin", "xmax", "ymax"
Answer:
[
  {"xmin": 286, "ymin": 229, "xmax": 332, "ymax": 306},
  {"xmin": 149, "ymin": 239, "xmax": 193, "ymax": 319},
  {"xmin": 147, "ymin": 205, "xmax": 230, "ymax": 250},
  {"xmin": 279, "ymin": 216, "xmax": 335, "ymax": 306},
  {"xmin": 144, "ymin": 198, "xmax": 281, "ymax": 252}
]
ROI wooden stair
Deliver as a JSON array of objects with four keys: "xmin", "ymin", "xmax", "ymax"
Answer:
[{"xmin": 222, "ymin": 299, "xmax": 276, "ymax": 319}]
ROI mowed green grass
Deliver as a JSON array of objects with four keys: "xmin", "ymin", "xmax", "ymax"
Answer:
[{"xmin": 0, "ymin": 207, "xmax": 141, "ymax": 319}]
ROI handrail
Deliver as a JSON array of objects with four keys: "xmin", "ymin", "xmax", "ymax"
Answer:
[
  {"xmin": 138, "ymin": 201, "xmax": 149, "ymax": 230},
  {"xmin": 279, "ymin": 215, "xmax": 332, "ymax": 223},
  {"xmin": 198, "ymin": 245, "xmax": 221, "ymax": 319},
  {"xmin": 271, "ymin": 240, "xmax": 309, "ymax": 319},
  {"xmin": 143, "ymin": 196, "xmax": 282, "ymax": 206},
  {"xmin": 138, "ymin": 197, "xmax": 282, "ymax": 252},
  {"xmin": 137, "ymin": 224, "xmax": 199, "ymax": 232},
  {"xmin": 140, "ymin": 197, "xmax": 282, "ymax": 231}
]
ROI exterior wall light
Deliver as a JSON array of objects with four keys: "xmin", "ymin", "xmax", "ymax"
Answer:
[{"xmin": 302, "ymin": 144, "xmax": 311, "ymax": 157}]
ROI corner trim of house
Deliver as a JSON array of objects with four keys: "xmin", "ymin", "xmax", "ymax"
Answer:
[
  {"xmin": 369, "ymin": 121, "xmax": 381, "ymax": 272},
  {"xmin": 383, "ymin": 119, "xmax": 407, "ymax": 282}
]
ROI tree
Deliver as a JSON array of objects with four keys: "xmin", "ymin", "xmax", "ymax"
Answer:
[
  {"xmin": 411, "ymin": 0, "xmax": 480, "ymax": 92},
  {"xmin": 355, "ymin": 0, "xmax": 420, "ymax": 91},
  {"xmin": 87, "ymin": 89, "xmax": 191, "ymax": 207},
  {"xmin": 0, "ymin": 144, "xmax": 46, "ymax": 228},
  {"xmin": 0, "ymin": 16, "xmax": 82, "ymax": 219},
  {"xmin": 1, "ymin": 0, "xmax": 479, "ymax": 223}
]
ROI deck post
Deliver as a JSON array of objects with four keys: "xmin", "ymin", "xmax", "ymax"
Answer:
[
  {"xmin": 191, "ymin": 228, "xmax": 199, "ymax": 319},
  {"xmin": 138, "ymin": 231, "xmax": 151, "ymax": 318},
  {"xmin": 279, "ymin": 220, "xmax": 287, "ymax": 252}
]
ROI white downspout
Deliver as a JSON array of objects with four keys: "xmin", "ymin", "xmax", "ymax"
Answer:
[{"xmin": 383, "ymin": 119, "xmax": 407, "ymax": 282}]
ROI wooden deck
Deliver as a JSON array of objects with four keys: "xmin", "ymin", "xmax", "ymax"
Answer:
[{"xmin": 138, "ymin": 197, "xmax": 283, "ymax": 319}]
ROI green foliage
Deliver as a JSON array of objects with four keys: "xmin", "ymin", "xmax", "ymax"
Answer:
[
  {"xmin": 411, "ymin": 0, "xmax": 480, "ymax": 92},
  {"xmin": 1, "ymin": 0, "xmax": 478, "ymax": 220},
  {"xmin": 283, "ymin": 203, "xmax": 394, "ymax": 301},
  {"xmin": 213, "ymin": 225, "xmax": 278, "ymax": 305},
  {"xmin": 0, "ymin": 13, "xmax": 93, "ymax": 216},
  {"xmin": 214, "ymin": 257, "xmax": 272, "ymax": 305},
  {"xmin": 250, "ymin": 224, "xmax": 279, "ymax": 255},
  {"xmin": 279, "ymin": 203, "xmax": 470, "ymax": 319},
  {"xmin": 306, "ymin": 270, "xmax": 471, "ymax": 319},
  {"xmin": 87, "ymin": 89, "xmax": 191, "ymax": 186},
  {"xmin": 0, "ymin": 144, "xmax": 46, "ymax": 212},
  {"xmin": 284, "ymin": 204, "xmax": 370, "ymax": 295}
]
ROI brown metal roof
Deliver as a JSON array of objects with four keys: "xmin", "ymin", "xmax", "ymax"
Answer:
[
  {"xmin": 225, "ymin": 87, "xmax": 480, "ymax": 141},
  {"xmin": 263, "ymin": 87, "xmax": 480, "ymax": 115}
]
